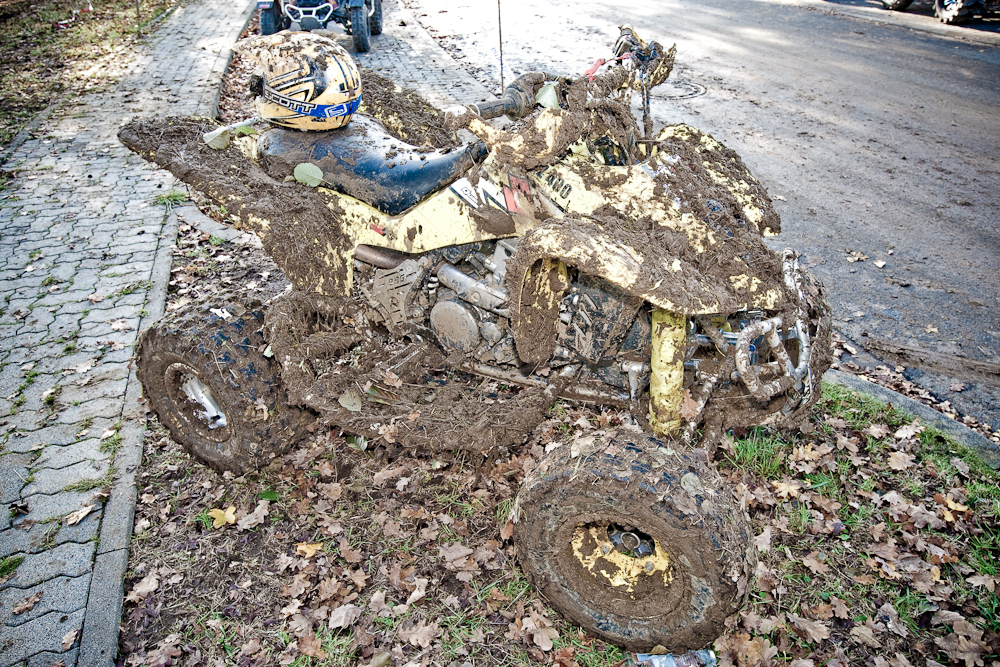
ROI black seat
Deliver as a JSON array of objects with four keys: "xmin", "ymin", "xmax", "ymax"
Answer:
[{"xmin": 257, "ymin": 115, "xmax": 486, "ymax": 216}]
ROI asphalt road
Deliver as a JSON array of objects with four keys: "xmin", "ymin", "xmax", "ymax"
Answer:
[{"xmin": 404, "ymin": 0, "xmax": 1000, "ymax": 431}]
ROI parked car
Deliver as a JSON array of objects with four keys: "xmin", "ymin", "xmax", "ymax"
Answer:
[{"xmin": 257, "ymin": 0, "xmax": 382, "ymax": 52}]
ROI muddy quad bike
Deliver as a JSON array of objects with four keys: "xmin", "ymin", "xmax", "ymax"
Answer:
[
  {"xmin": 881, "ymin": 0, "xmax": 999, "ymax": 23},
  {"xmin": 257, "ymin": 0, "xmax": 382, "ymax": 51},
  {"xmin": 121, "ymin": 28, "xmax": 831, "ymax": 652}
]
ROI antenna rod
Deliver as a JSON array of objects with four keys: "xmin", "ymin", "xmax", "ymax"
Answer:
[{"xmin": 497, "ymin": 0, "xmax": 504, "ymax": 91}]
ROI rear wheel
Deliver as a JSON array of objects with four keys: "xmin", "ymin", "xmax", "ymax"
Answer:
[
  {"xmin": 369, "ymin": 0, "xmax": 383, "ymax": 35},
  {"xmin": 259, "ymin": 3, "xmax": 281, "ymax": 35},
  {"xmin": 514, "ymin": 432, "xmax": 754, "ymax": 652},
  {"xmin": 880, "ymin": 0, "xmax": 914, "ymax": 9},
  {"xmin": 351, "ymin": 5, "xmax": 371, "ymax": 52},
  {"xmin": 136, "ymin": 294, "xmax": 314, "ymax": 474}
]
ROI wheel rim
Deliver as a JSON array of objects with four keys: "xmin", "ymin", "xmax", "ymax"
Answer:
[
  {"xmin": 570, "ymin": 520, "xmax": 677, "ymax": 600},
  {"xmin": 165, "ymin": 363, "xmax": 232, "ymax": 443}
]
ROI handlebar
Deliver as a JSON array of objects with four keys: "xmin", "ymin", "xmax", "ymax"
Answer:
[{"xmin": 473, "ymin": 72, "xmax": 560, "ymax": 120}]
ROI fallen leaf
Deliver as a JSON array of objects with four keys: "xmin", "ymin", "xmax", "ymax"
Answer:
[
  {"xmin": 754, "ymin": 526, "xmax": 771, "ymax": 553},
  {"xmin": 772, "ymin": 479, "xmax": 802, "ymax": 500},
  {"xmin": 532, "ymin": 626, "xmax": 559, "ymax": 651},
  {"xmin": 787, "ymin": 612, "xmax": 830, "ymax": 643},
  {"xmin": 439, "ymin": 542, "xmax": 474, "ymax": 564},
  {"xmin": 398, "ymin": 620, "xmax": 440, "ymax": 647},
  {"xmin": 831, "ymin": 596, "xmax": 849, "ymax": 619},
  {"xmin": 877, "ymin": 602, "xmax": 908, "ymax": 638},
  {"xmin": 87, "ymin": 294, "xmax": 105, "ymax": 303},
  {"xmin": 208, "ymin": 506, "xmax": 236, "ymax": 528},
  {"xmin": 406, "ymin": 578, "xmax": 428, "ymax": 605},
  {"xmin": 125, "ymin": 572, "xmax": 159, "ymax": 603},
  {"xmin": 298, "ymin": 633, "xmax": 327, "ymax": 658},
  {"xmin": 110, "ymin": 319, "xmax": 132, "ymax": 332},
  {"xmin": 967, "ymin": 574, "xmax": 997, "ymax": 592},
  {"xmin": 327, "ymin": 603, "xmax": 363, "ymax": 630},
  {"xmin": 62, "ymin": 629, "xmax": 78, "ymax": 651},
  {"xmin": 850, "ymin": 623, "xmax": 881, "ymax": 648},
  {"xmin": 338, "ymin": 538, "xmax": 363, "ymax": 563},
  {"xmin": 887, "ymin": 451, "xmax": 916, "ymax": 471},
  {"xmin": 949, "ymin": 382, "xmax": 965, "ymax": 392},
  {"xmin": 865, "ymin": 423, "xmax": 890, "ymax": 439},
  {"xmin": 237, "ymin": 500, "xmax": 269, "ymax": 531},
  {"xmin": 894, "ymin": 421, "xmax": 924, "ymax": 440},
  {"xmin": 295, "ymin": 542, "xmax": 323, "ymax": 558},
  {"xmin": 13, "ymin": 591, "xmax": 43, "ymax": 614},
  {"xmin": 925, "ymin": 325, "xmax": 939, "ymax": 334},
  {"xmin": 382, "ymin": 370, "xmax": 403, "ymax": 388},
  {"xmin": 802, "ymin": 552, "xmax": 830, "ymax": 575},
  {"xmin": 65, "ymin": 504, "xmax": 95, "ymax": 525},
  {"xmin": 874, "ymin": 260, "xmax": 886, "ymax": 268}
]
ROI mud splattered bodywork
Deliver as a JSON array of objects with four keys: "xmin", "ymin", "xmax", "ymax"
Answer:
[{"xmin": 119, "ymin": 49, "xmax": 830, "ymax": 452}]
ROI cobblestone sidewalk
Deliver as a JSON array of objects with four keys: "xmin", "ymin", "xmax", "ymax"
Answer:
[{"xmin": 0, "ymin": 2, "xmax": 253, "ymax": 665}]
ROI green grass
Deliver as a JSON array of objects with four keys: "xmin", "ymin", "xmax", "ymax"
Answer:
[
  {"xmin": 63, "ymin": 467, "xmax": 115, "ymax": 492},
  {"xmin": 153, "ymin": 189, "xmax": 188, "ymax": 209},
  {"xmin": 208, "ymin": 236, "xmax": 226, "ymax": 246},
  {"xmin": 725, "ymin": 427, "xmax": 787, "ymax": 478},
  {"xmin": 0, "ymin": 555, "xmax": 24, "ymax": 577}
]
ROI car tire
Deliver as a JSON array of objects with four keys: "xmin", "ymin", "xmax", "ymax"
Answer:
[
  {"xmin": 935, "ymin": 0, "xmax": 971, "ymax": 22},
  {"xmin": 880, "ymin": 0, "xmax": 914, "ymax": 9},
  {"xmin": 369, "ymin": 0, "xmax": 383, "ymax": 35},
  {"xmin": 259, "ymin": 3, "xmax": 281, "ymax": 35}
]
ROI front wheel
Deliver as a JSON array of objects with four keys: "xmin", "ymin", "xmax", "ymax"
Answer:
[
  {"xmin": 350, "ymin": 5, "xmax": 371, "ymax": 52},
  {"xmin": 514, "ymin": 431, "xmax": 755, "ymax": 652},
  {"xmin": 881, "ymin": 0, "xmax": 914, "ymax": 9},
  {"xmin": 136, "ymin": 294, "xmax": 314, "ymax": 474},
  {"xmin": 935, "ymin": 0, "xmax": 972, "ymax": 22},
  {"xmin": 259, "ymin": 3, "xmax": 281, "ymax": 35},
  {"xmin": 369, "ymin": 0, "xmax": 383, "ymax": 35}
]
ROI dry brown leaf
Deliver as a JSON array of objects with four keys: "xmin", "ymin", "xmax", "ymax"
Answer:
[
  {"xmin": 949, "ymin": 382, "xmax": 966, "ymax": 392},
  {"xmin": 327, "ymin": 603, "xmax": 363, "ymax": 630},
  {"xmin": 125, "ymin": 572, "xmax": 159, "ymax": 603},
  {"xmin": 865, "ymin": 423, "xmax": 890, "ymax": 439},
  {"xmin": 382, "ymin": 370, "xmax": 403, "ymax": 388},
  {"xmin": 87, "ymin": 294, "xmax": 105, "ymax": 303},
  {"xmin": 62, "ymin": 629, "xmax": 78, "ymax": 651},
  {"xmin": 830, "ymin": 596, "xmax": 849, "ymax": 619},
  {"xmin": 754, "ymin": 526, "xmax": 772, "ymax": 553},
  {"xmin": 894, "ymin": 421, "xmax": 924, "ymax": 440},
  {"xmin": 887, "ymin": 451, "xmax": 916, "ymax": 471},
  {"xmin": 877, "ymin": 602, "xmax": 908, "ymax": 638},
  {"xmin": 110, "ymin": 319, "xmax": 132, "ymax": 331},
  {"xmin": 679, "ymin": 388, "xmax": 700, "ymax": 421},
  {"xmin": 406, "ymin": 578, "xmax": 428, "ymax": 605},
  {"xmin": 934, "ymin": 627, "xmax": 986, "ymax": 667},
  {"xmin": 295, "ymin": 542, "xmax": 323, "ymax": 558},
  {"xmin": 439, "ymin": 542, "xmax": 474, "ymax": 564},
  {"xmin": 398, "ymin": 620, "xmax": 440, "ymax": 647},
  {"xmin": 802, "ymin": 552, "xmax": 830, "ymax": 575},
  {"xmin": 500, "ymin": 519, "xmax": 514, "ymax": 541},
  {"xmin": 338, "ymin": 538, "xmax": 363, "ymax": 563},
  {"xmin": 13, "ymin": 591, "xmax": 43, "ymax": 615},
  {"xmin": 967, "ymin": 574, "xmax": 997, "ymax": 592},
  {"xmin": 236, "ymin": 500, "xmax": 269, "ymax": 531},
  {"xmin": 772, "ymin": 479, "xmax": 802, "ymax": 500},
  {"xmin": 787, "ymin": 612, "xmax": 829, "ymax": 643},
  {"xmin": 532, "ymin": 626, "xmax": 559, "ymax": 651},
  {"xmin": 297, "ymin": 633, "xmax": 327, "ymax": 658},
  {"xmin": 372, "ymin": 466, "xmax": 406, "ymax": 486},
  {"xmin": 850, "ymin": 623, "xmax": 881, "ymax": 648},
  {"xmin": 65, "ymin": 504, "xmax": 95, "ymax": 526}
]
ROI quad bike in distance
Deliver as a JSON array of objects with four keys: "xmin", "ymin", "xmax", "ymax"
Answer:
[
  {"xmin": 881, "ymin": 0, "xmax": 999, "ymax": 23},
  {"xmin": 121, "ymin": 28, "xmax": 832, "ymax": 653},
  {"xmin": 257, "ymin": 0, "xmax": 382, "ymax": 51}
]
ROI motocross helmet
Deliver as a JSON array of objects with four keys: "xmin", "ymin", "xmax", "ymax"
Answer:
[{"xmin": 235, "ymin": 33, "xmax": 362, "ymax": 131}]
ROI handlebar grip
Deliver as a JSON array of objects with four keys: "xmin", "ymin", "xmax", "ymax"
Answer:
[{"xmin": 474, "ymin": 98, "xmax": 519, "ymax": 120}]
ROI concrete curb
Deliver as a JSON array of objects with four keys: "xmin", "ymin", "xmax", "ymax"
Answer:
[
  {"xmin": 75, "ymin": 208, "xmax": 179, "ymax": 667},
  {"xmin": 207, "ymin": 0, "xmax": 258, "ymax": 119},
  {"xmin": 826, "ymin": 369, "xmax": 1000, "ymax": 469}
]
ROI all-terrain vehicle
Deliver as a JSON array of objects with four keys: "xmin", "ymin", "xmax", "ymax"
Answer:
[
  {"xmin": 257, "ymin": 0, "xmax": 382, "ymax": 52},
  {"xmin": 881, "ymin": 0, "xmax": 999, "ymax": 24},
  {"xmin": 119, "ymin": 29, "xmax": 832, "ymax": 652}
]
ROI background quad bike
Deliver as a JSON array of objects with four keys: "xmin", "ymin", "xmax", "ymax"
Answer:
[
  {"xmin": 137, "ymin": 289, "xmax": 758, "ymax": 652},
  {"xmin": 880, "ymin": 0, "xmax": 995, "ymax": 23},
  {"xmin": 259, "ymin": 0, "xmax": 383, "ymax": 52}
]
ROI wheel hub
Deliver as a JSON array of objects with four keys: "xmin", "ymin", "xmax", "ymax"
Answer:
[
  {"xmin": 165, "ymin": 363, "xmax": 231, "ymax": 442},
  {"xmin": 572, "ymin": 522, "xmax": 674, "ymax": 596}
]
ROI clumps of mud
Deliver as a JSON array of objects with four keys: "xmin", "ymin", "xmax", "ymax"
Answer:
[
  {"xmin": 359, "ymin": 67, "xmax": 458, "ymax": 150},
  {"xmin": 263, "ymin": 291, "xmax": 555, "ymax": 452}
]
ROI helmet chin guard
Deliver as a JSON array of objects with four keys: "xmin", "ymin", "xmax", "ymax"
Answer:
[{"xmin": 236, "ymin": 33, "xmax": 362, "ymax": 131}]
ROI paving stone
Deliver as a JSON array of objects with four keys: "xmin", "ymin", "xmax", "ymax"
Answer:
[
  {"xmin": 0, "ymin": 573, "xmax": 91, "ymax": 627},
  {"xmin": 1, "ymin": 423, "xmax": 86, "ymax": 454},
  {"xmin": 28, "ymin": 647, "xmax": 80, "ymax": 667},
  {"xmin": 54, "ymin": 396, "xmax": 123, "ymax": 425},
  {"xmin": 22, "ymin": 458, "xmax": 111, "ymax": 497},
  {"xmin": 33, "ymin": 439, "xmax": 105, "ymax": 471},
  {"xmin": 1, "ymin": 541, "xmax": 95, "ymax": 590},
  {"xmin": 0, "ymin": 508, "xmax": 102, "ymax": 559},
  {"xmin": 0, "ymin": 452, "xmax": 33, "ymax": 504},
  {"xmin": 10, "ymin": 489, "xmax": 98, "ymax": 526},
  {"xmin": 0, "ymin": 608, "xmax": 84, "ymax": 665}
]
